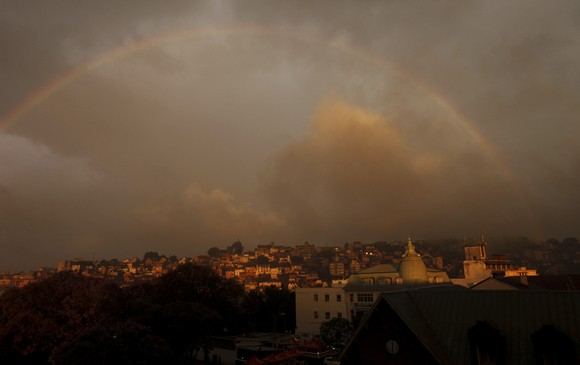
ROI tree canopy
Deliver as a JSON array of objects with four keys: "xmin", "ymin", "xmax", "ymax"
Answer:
[
  {"xmin": 319, "ymin": 318, "xmax": 353, "ymax": 348},
  {"xmin": 0, "ymin": 264, "xmax": 253, "ymax": 364}
]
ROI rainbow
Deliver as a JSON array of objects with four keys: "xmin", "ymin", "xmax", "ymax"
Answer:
[
  {"xmin": 0, "ymin": 23, "xmax": 541, "ymax": 234},
  {"xmin": 0, "ymin": 24, "xmax": 501, "ymax": 168}
]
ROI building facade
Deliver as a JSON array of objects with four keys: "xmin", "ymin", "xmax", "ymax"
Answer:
[
  {"xmin": 460, "ymin": 238, "xmax": 539, "ymax": 286},
  {"xmin": 295, "ymin": 287, "xmax": 348, "ymax": 335},
  {"xmin": 295, "ymin": 238, "xmax": 451, "ymax": 336},
  {"xmin": 340, "ymin": 290, "xmax": 580, "ymax": 365}
]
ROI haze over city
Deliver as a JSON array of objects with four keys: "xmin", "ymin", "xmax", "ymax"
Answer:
[{"xmin": 2, "ymin": 1, "xmax": 580, "ymax": 271}]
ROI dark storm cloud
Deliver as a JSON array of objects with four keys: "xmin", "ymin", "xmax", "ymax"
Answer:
[
  {"xmin": 0, "ymin": 0, "xmax": 198, "ymax": 110},
  {"xmin": 262, "ymin": 101, "xmax": 531, "ymax": 242},
  {"xmin": 1, "ymin": 1, "xmax": 580, "ymax": 270}
]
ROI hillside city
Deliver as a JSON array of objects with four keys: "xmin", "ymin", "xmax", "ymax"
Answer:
[
  {"xmin": 2, "ymin": 236, "xmax": 580, "ymax": 364},
  {"xmin": 2, "ymin": 236, "xmax": 579, "ymax": 291}
]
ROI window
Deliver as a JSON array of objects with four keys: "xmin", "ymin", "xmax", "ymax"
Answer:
[
  {"xmin": 357, "ymin": 293, "xmax": 374, "ymax": 303},
  {"xmin": 314, "ymin": 294, "xmax": 318, "ymax": 302},
  {"xmin": 337, "ymin": 312, "xmax": 343, "ymax": 319},
  {"xmin": 325, "ymin": 312, "xmax": 331, "ymax": 320},
  {"xmin": 349, "ymin": 294, "xmax": 354, "ymax": 302},
  {"xmin": 385, "ymin": 340, "xmax": 400, "ymax": 355},
  {"xmin": 314, "ymin": 311, "xmax": 319, "ymax": 319},
  {"xmin": 532, "ymin": 325, "xmax": 576, "ymax": 365},
  {"xmin": 377, "ymin": 277, "xmax": 392, "ymax": 285},
  {"xmin": 336, "ymin": 294, "xmax": 342, "ymax": 302},
  {"xmin": 362, "ymin": 277, "xmax": 375, "ymax": 285},
  {"xmin": 324, "ymin": 294, "xmax": 330, "ymax": 302},
  {"xmin": 468, "ymin": 321, "xmax": 505, "ymax": 365}
]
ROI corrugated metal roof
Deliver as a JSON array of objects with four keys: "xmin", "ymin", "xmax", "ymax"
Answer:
[
  {"xmin": 498, "ymin": 275, "xmax": 580, "ymax": 291},
  {"xmin": 382, "ymin": 290, "xmax": 580, "ymax": 365}
]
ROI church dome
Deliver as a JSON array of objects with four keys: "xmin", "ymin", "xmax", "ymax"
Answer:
[{"xmin": 399, "ymin": 237, "xmax": 428, "ymax": 284}]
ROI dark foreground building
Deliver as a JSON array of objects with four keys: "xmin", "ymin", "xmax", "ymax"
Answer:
[
  {"xmin": 340, "ymin": 290, "xmax": 580, "ymax": 365},
  {"xmin": 471, "ymin": 274, "xmax": 580, "ymax": 291}
]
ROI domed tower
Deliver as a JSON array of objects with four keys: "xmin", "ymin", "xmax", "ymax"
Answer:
[{"xmin": 399, "ymin": 237, "xmax": 428, "ymax": 285}]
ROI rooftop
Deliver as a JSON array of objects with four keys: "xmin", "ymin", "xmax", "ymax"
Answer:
[
  {"xmin": 357, "ymin": 264, "xmax": 398, "ymax": 274},
  {"xmin": 379, "ymin": 290, "xmax": 580, "ymax": 364}
]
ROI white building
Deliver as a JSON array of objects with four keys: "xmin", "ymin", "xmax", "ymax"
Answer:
[
  {"xmin": 456, "ymin": 238, "xmax": 539, "ymax": 287},
  {"xmin": 295, "ymin": 238, "xmax": 451, "ymax": 336},
  {"xmin": 295, "ymin": 287, "xmax": 347, "ymax": 335}
]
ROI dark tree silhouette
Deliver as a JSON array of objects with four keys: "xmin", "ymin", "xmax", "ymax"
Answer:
[
  {"xmin": 0, "ymin": 264, "xmax": 247, "ymax": 364},
  {"xmin": 0, "ymin": 273, "xmax": 121, "ymax": 364},
  {"xmin": 50, "ymin": 322, "xmax": 173, "ymax": 365},
  {"xmin": 229, "ymin": 241, "xmax": 244, "ymax": 255},
  {"xmin": 137, "ymin": 264, "xmax": 245, "ymax": 360},
  {"xmin": 319, "ymin": 318, "xmax": 353, "ymax": 348},
  {"xmin": 243, "ymin": 287, "xmax": 296, "ymax": 333},
  {"xmin": 143, "ymin": 251, "xmax": 161, "ymax": 262},
  {"xmin": 207, "ymin": 247, "xmax": 222, "ymax": 258},
  {"xmin": 256, "ymin": 255, "xmax": 270, "ymax": 265}
]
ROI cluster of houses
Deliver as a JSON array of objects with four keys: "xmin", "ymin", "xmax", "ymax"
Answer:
[
  {"xmin": 2, "ymin": 236, "xmax": 580, "ymax": 364},
  {"xmin": 0, "ymin": 239, "xmax": 447, "ymax": 291},
  {"xmin": 294, "ymin": 238, "xmax": 542, "ymax": 337},
  {"xmin": 197, "ymin": 238, "xmax": 580, "ymax": 365},
  {"xmin": 1, "ymin": 236, "xmax": 571, "ymax": 294}
]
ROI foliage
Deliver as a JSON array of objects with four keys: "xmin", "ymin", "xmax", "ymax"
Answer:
[
  {"xmin": 229, "ymin": 241, "xmax": 244, "ymax": 255},
  {"xmin": 0, "ymin": 264, "xmax": 253, "ymax": 364},
  {"xmin": 207, "ymin": 247, "xmax": 222, "ymax": 258},
  {"xmin": 256, "ymin": 255, "xmax": 270, "ymax": 265},
  {"xmin": 139, "ymin": 264, "xmax": 245, "ymax": 358},
  {"xmin": 143, "ymin": 251, "xmax": 161, "ymax": 262},
  {"xmin": 319, "ymin": 318, "xmax": 353, "ymax": 348},
  {"xmin": 0, "ymin": 273, "xmax": 120, "ymax": 363},
  {"xmin": 243, "ymin": 287, "xmax": 295, "ymax": 333},
  {"xmin": 49, "ymin": 322, "xmax": 173, "ymax": 365}
]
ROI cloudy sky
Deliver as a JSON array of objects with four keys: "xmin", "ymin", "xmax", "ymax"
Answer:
[{"xmin": 1, "ymin": 1, "xmax": 579, "ymax": 270}]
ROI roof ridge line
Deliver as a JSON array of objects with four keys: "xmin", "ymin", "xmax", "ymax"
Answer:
[{"xmin": 390, "ymin": 291, "xmax": 453, "ymax": 365}]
